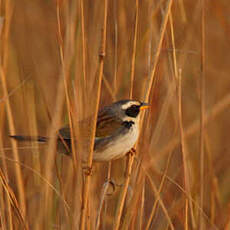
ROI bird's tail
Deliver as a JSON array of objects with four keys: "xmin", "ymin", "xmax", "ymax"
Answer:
[{"xmin": 9, "ymin": 135, "xmax": 47, "ymax": 142}]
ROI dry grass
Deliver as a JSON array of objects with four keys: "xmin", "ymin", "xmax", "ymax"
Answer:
[{"xmin": 0, "ymin": 0, "xmax": 230, "ymax": 229}]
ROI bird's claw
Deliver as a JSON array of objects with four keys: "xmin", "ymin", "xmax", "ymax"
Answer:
[{"xmin": 127, "ymin": 148, "xmax": 136, "ymax": 157}]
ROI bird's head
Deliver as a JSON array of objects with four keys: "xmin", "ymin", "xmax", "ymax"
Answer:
[{"xmin": 110, "ymin": 99, "xmax": 149, "ymax": 122}]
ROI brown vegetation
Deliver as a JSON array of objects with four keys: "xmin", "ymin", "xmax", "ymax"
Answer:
[{"xmin": 0, "ymin": 0, "xmax": 229, "ymax": 229}]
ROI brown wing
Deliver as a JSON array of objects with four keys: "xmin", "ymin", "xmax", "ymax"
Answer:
[
  {"xmin": 96, "ymin": 109, "xmax": 122, "ymax": 137},
  {"xmin": 58, "ymin": 106, "xmax": 122, "ymax": 139}
]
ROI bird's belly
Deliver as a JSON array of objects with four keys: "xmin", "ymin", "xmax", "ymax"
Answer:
[{"xmin": 93, "ymin": 126, "xmax": 139, "ymax": 162}]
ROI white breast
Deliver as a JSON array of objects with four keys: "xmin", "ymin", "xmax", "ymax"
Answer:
[{"xmin": 93, "ymin": 123, "xmax": 139, "ymax": 161}]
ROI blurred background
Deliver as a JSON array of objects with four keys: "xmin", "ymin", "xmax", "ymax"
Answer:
[{"xmin": 0, "ymin": 0, "xmax": 230, "ymax": 229}]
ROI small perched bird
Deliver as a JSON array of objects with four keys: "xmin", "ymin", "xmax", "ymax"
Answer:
[{"xmin": 10, "ymin": 99, "xmax": 149, "ymax": 162}]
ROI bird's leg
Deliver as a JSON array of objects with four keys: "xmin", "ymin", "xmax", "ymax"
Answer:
[{"xmin": 124, "ymin": 148, "xmax": 137, "ymax": 177}]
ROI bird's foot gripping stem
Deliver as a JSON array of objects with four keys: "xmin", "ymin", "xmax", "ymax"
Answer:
[{"xmin": 127, "ymin": 148, "xmax": 136, "ymax": 157}]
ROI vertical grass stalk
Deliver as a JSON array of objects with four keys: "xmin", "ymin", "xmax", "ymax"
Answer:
[
  {"xmin": 79, "ymin": 0, "xmax": 108, "ymax": 229},
  {"xmin": 199, "ymin": 0, "xmax": 206, "ymax": 229}
]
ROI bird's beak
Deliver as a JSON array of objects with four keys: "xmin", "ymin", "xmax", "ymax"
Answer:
[{"xmin": 140, "ymin": 102, "xmax": 150, "ymax": 110}]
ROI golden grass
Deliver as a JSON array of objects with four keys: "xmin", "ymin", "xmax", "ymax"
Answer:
[{"xmin": 0, "ymin": 0, "xmax": 230, "ymax": 229}]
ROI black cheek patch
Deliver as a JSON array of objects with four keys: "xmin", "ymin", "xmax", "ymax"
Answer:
[{"xmin": 125, "ymin": 106, "xmax": 140, "ymax": 117}]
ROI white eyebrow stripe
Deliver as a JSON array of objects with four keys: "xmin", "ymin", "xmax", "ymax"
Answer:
[{"xmin": 121, "ymin": 101, "xmax": 141, "ymax": 110}]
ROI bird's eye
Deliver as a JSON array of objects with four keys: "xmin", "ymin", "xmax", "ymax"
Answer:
[{"xmin": 125, "ymin": 105, "xmax": 140, "ymax": 118}]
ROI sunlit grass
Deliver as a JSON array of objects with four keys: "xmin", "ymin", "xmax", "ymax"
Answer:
[{"xmin": 0, "ymin": 0, "xmax": 229, "ymax": 229}]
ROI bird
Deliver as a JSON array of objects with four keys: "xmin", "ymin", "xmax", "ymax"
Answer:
[{"xmin": 10, "ymin": 99, "xmax": 149, "ymax": 162}]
